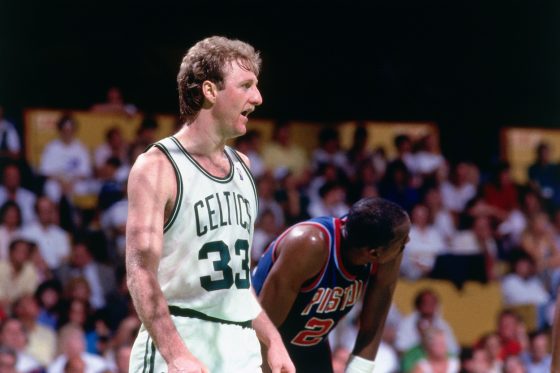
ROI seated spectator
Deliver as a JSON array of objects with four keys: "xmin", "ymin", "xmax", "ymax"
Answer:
[
  {"xmin": 96, "ymin": 157, "xmax": 125, "ymax": 212},
  {"xmin": 459, "ymin": 347, "xmax": 495, "ymax": 373},
  {"xmin": 410, "ymin": 132, "xmax": 446, "ymax": 181},
  {"xmin": 0, "ymin": 318, "xmax": 43, "ymax": 373},
  {"xmin": 388, "ymin": 133, "xmax": 417, "ymax": 175},
  {"xmin": 0, "ymin": 106, "xmax": 21, "ymax": 161},
  {"xmin": 251, "ymin": 209, "xmax": 279, "ymax": 267},
  {"xmin": 501, "ymin": 251, "xmax": 553, "ymax": 329},
  {"xmin": 494, "ymin": 310, "xmax": 525, "ymax": 360},
  {"xmin": 93, "ymin": 126, "xmax": 129, "ymax": 183},
  {"xmin": 274, "ymin": 170, "xmax": 310, "ymax": 226},
  {"xmin": 519, "ymin": 211, "xmax": 560, "ymax": 292},
  {"xmin": 261, "ymin": 121, "xmax": 309, "ymax": 179},
  {"xmin": 346, "ymin": 160, "xmax": 381, "ymax": 205},
  {"xmin": 310, "ymin": 126, "xmax": 347, "ymax": 173},
  {"xmin": 0, "ymin": 239, "xmax": 38, "ymax": 311},
  {"xmin": 423, "ymin": 186, "xmax": 456, "ymax": 247},
  {"xmin": 98, "ymin": 266, "xmax": 134, "ymax": 333},
  {"xmin": 450, "ymin": 215, "xmax": 501, "ymax": 280},
  {"xmin": 528, "ymin": 141, "xmax": 560, "ymax": 210},
  {"xmin": 39, "ymin": 115, "xmax": 94, "ymax": 202},
  {"xmin": 379, "ymin": 159, "xmax": 421, "ymax": 213},
  {"xmin": 307, "ymin": 181, "xmax": 349, "ymax": 218},
  {"xmin": 34, "ymin": 279, "xmax": 64, "ymax": 330},
  {"xmin": 20, "ymin": 196, "xmax": 71, "ymax": 270},
  {"xmin": 256, "ymin": 173, "xmax": 285, "ymax": 231},
  {"xmin": 410, "ymin": 327, "xmax": 460, "ymax": 373},
  {"xmin": 55, "ymin": 240, "xmax": 116, "ymax": 310},
  {"xmin": 132, "ymin": 115, "xmax": 159, "ymax": 149},
  {"xmin": 234, "ymin": 129, "xmax": 265, "ymax": 178},
  {"xmin": 519, "ymin": 329, "xmax": 551, "ymax": 373},
  {"xmin": 90, "ymin": 86, "xmax": 138, "ymax": 116},
  {"xmin": 0, "ymin": 201, "xmax": 23, "ymax": 260},
  {"xmin": 0, "ymin": 161, "xmax": 37, "ymax": 225},
  {"xmin": 440, "ymin": 161, "xmax": 477, "ymax": 215},
  {"xmin": 395, "ymin": 288, "xmax": 459, "ymax": 356},
  {"xmin": 483, "ymin": 161, "xmax": 519, "ymax": 215},
  {"xmin": 48, "ymin": 324, "xmax": 109, "ymax": 373},
  {"xmin": 0, "ymin": 346, "xmax": 18, "ymax": 373},
  {"xmin": 12, "ymin": 294, "xmax": 57, "ymax": 366},
  {"xmin": 401, "ymin": 204, "xmax": 446, "ymax": 280},
  {"xmin": 343, "ymin": 124, "xmax": 386, "ymax": 181},
  {"xmin": 502, "ymin": 354, "xmax": 527, "ymax": 373}
]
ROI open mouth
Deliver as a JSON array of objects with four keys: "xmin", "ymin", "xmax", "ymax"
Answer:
[{"xmin": 241, "ymin": 108, "xmax": 253, "ymax": 118}]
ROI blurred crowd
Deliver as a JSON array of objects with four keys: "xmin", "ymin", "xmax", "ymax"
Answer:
[{"xmin": 0, "ymin": 91, "xmax": 559, "ymax": 372}]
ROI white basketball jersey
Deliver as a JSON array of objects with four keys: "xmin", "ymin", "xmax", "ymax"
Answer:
[{"xmin": 153, "ymin": 136, "xmax": 261, "ymax": 322}]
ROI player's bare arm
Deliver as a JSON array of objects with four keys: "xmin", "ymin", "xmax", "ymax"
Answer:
[
  {"xmin": 258, "ymin": 224, "xmax": 330, "ymax": 326},
  {"xmin": 353, "ymin": 252, "xmax": 404, "ymax": 361},
  {"xmin": 126, "ymin": 148, "xmax": 208, "ymax": 373}
]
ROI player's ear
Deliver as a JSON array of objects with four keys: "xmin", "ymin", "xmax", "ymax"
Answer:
[
  {"xmin": 368, "ymin": 247, "xmax": 380, "ymax": 261},
  {"xmin": 202, "ymin": 80, "xmax": 218, "ymax": 104}
]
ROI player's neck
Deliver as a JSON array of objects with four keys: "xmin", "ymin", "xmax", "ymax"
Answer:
[{"xmin": 174, "ymin": 120, "xmax": 227, "ymax": 160}]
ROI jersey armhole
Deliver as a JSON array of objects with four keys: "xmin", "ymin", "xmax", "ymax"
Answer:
[{"xmin": 153, "ymin": 143, "xmax": 183, "ymax": 232}]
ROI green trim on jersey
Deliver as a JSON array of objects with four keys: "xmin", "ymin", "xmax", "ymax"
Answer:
[
  {"xmin": 170, "ymin": 136, "xmax": 234, "ymax": 183},
  {"xmin": 142, "ymin": 336, "xmax": 151, "ymax": 373},
  {"xmin": 154, "ymin": 143, "xmax": 183, "ymax": 233},
  {"xmin": 225, "ymin": 146, "xmax": 259, "ymax": 214}
]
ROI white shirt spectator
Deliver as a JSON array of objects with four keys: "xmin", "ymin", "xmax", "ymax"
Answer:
[
  {"xmin": 20, "ymin": 222, "xmax": 70, "ymax": 269},
  {"xmin": 440, "ymin": 180, "xmax": 476, "ymax": 213},
  {"xmin": 501, "ymin": 274, "xmax": 551, "ymax": 307},
  {"xmin": 401, "ymin": 225, "xmax": 446, "ymax": 280},
  {"xmin": 40, "ymin": 139, "xmax": 92, "ymax": 180}
]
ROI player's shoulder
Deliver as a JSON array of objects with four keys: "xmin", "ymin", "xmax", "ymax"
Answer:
[
  {"xmin": 279, "ymin": 222, "xmax": 330, "ymax": 260},
  {"xmin": 128, "ymin": 145, "xmax": 175, "ymax": 184}
]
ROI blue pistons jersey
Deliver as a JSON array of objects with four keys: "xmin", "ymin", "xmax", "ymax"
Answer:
[{"xmin": 252, "ymin": 216, "xmax": 376, "ymax": 361}]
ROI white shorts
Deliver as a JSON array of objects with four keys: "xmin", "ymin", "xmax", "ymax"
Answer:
[{"xmin": 129, "ymin": 314, "xmax": 262, "ymax": 373}]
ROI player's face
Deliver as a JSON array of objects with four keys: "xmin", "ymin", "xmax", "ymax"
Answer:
[{"xmin": 213, "ymin": 61, "xmax": 262, "ymax": 138}]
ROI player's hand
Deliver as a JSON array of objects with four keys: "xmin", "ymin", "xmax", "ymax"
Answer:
[
  {"xmin": 168, "ymin": 355, "xmax": 209, "ymax": 373},
  {"xmin": 266, "ymin": 339, "xmax": 295, "ymax": 373}
]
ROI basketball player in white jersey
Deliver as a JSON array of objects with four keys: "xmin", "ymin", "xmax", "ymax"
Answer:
[{"xmin": 126, "ymin": 36, "xmax": 294, "ymax": 373}]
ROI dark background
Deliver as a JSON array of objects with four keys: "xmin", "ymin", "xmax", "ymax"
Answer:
[{"xmin": 1, "ymin": 0, "xmax": 559, "ymax": 168}]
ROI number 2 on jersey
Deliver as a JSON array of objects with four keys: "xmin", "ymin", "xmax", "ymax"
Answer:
[
  {"xmin": 198, "ymin": 239, "xmax": 250, "ymax": 291},
  {"xmin": 291, "ymin": 317, "xmax": 335, "ymax": 346}
]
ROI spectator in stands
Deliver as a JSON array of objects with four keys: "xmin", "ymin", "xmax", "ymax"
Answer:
[
  {"xmin": 502, "ymin": 354, "xmax": 527, "ymax": 373},
  {"xmin": 39, "ymin": 114, "xmax": 94, "ymax": 202},
  {"xmin": 310, "ymin": 126, "xmax": 347, "ymax": 173},
  {"xmin": 34, "ymin": 279, "xmax": 64, "ymax": 330},
  {"xmin": 346, "ymin": 160, "xmax": 381, "ymax": 205},
  {"xmin": 132, "ymin": 115, "xmax": 159, "ymax": 150},
  {"xmin": 256, "ymin": 172, "xmax": 285, "ymax": 230},
  {"xmin": 12, "ymin": 294, "xmax": 57, "ymax": 366},
  {"xmin": 400, "ymin": 204, "xmax": 446, "ymax": 280},
  {"xmin": 308, "ymin": 162, "xmax": 347, "ymax": 205},
  {"xmin": 475, "ymin": 332, "xmax": 503, "ymax": 373},
  {"xmin": 410, "ymin": 327, "xmax": 460, "ymax": 373},
  {"xmin": 93, "ymin": 126, "xmax": 129, "ymax": 183},
  {"xmin": 234, "ymin": 129, "xmax": 265, "ymax": 178},
  {"xmin": 519, "ymin": 211, "xmax": 560, "ymax": 293},
  {"xmin": 519, "ymin": 329, "xmax": 551, "ymax": 372},
  {"xmin": 48, "ymin": 324, "xmax": 109, "ymax": 373},
  {"xmin": 0, "ymin": 317, "xmax": 43, "ymax": 373},
  {"xmin": 440, "ymin": 161, "xmax": 477, "ymax": 215},
  {"xmin": 112, "ymin": 343, "xmax": 132, "ymax": 373},
  {"xmin": 395, "ymin": 288, "xmax": 459, "ymax": 357},
  {"xmin": 459, "ymin": 347, "xmax": 495, "ymax": 373},
  {"xmin": 55, "ymin": 240, "xmax": 116, "ymax": 310},
  {"xmin": 20, "ymin": 196, "xmax": 71, "ymax": 270},
  {"xmin": 0, "ymin": 161, "xmax": 37, "ymax": 225},
  {"xmin": 528, "ymin": 141, "xmax": 560, "ymax": 210},
  {"xmin": 0, "ymin": 346, "xmax": 18, "ymax": 373},
  {"xmin": 0, "ymin": 106, "xmax": 22, "ymax": 161},
  {"xmin": 494, "ymin": 310, "xmax": 525, "ymax": 359},
  {"xmin": 98, "ymin": 266, "xmax": 133, "ymax": 333},
  {"xmin": 0, "ymin": 239, "xmax": 38, "ymax": 311},
  {"xmin": 274, "ymin": 169, "xmax": 310, "ymax": 226},
  {"xmin": 251, "ymin": 209, "xmax": 279, "ymax": 267},
  {"xmin": 423, "ymin": 186, "xmax": 456, "ymax": 247},
  {"xmin": 483, "ymin": 161, "xmax": 519, "ymax": 215},
  {"xmin": 262, "ymin": 121, "xmax": 309, "ymax": 179},
  {"xmin": 90, "ymin": 86, "xmax": 138, "ymax": 116},
  {"xmin": 379, "ymin": 159, "xmax": 421, "ymax": 213},
  {"xmin": 501, "ymin": 251, "xmax": 553, "ymax": 329},
  {"xmin": 0, "ymin": 201, "xmax": 22, "ymax": 260},
  {"xmin": 388, "ymin": 133, "xmax": 417, "ymax": 175},
  {"xmin": 307, "ymin": 181, "xmax": 349, "ymax": 218},
  {"xmin": 410, "ymin": 132, "xmax": 446, "ymax": 182},
  {"xmin": 96, "ymin": 157, "xmax": 125, "ymax": 212},
  {"xmin": 450, "ymin": 215, "xmax": 501, "ymax": 281}
]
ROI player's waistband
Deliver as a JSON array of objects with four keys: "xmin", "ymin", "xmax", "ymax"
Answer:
[{"xmin": 168, "ymin": 305, "xmax": 253, "ymax": 329}]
